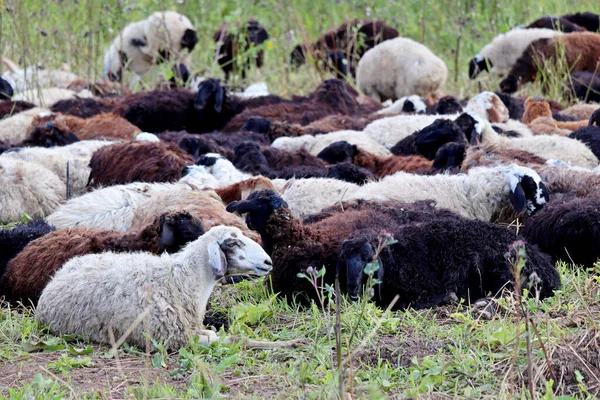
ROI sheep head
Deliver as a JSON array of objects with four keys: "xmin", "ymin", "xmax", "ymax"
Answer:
[
  {"xmin": 468, "ymin": 55, "xmax": 492, "ymax": 79},
  {"xmin": 431, "ymin": 96, "xmax": 463, "ymax": 115},
  {"xmin": 202, "ymin": 226, "xmax": 272, "ymax": 279},
  {"xmin": 180, "ymin": 29, "xmax": 198, "ymax": 52},
  {"xmin": 504, "ymin": 164, "xmax": 549, "ymax": 215},
  {"xmin": 415, "ymin": 119, "xmax": 467, "ymax": 160},
  {"xmin": 158, "ymin": 211, "xmax": 205, "ymax": 253},
  {"xmin": 247, "ymin": 19, "xmax": 269, "ymax": 46},
  {"xmin": 339, "ymin": 236, "xmax": 383, "ymax": 302},
  {"xmin": 226, "ymin": 189, "xmax": 287, "ymax": 235},
  {"xmin": 499, "ymin": 76, "xmax": 519, "ymax": 94},
  {"xmin": 195, "ymin": 78, "xmax": 225, "ymax": 113},
  {"xmin": 588, "ymin": 109, "xmax": 600, "ymax": 127},
  {"xmin": 432, "ymin": 142, "xmax": 466, "ymax": 171},
  {"xmin": 241, "ymin": 116, "xmax": 272, "ymax": 134},
  {"xmin": 317, "ymin": 141, "xmax": 359, "ymax": 164}
]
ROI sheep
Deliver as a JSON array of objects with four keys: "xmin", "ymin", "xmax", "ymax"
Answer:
[
  {"xmin": 195, "ymin": 153, "xmax": 253, "ymax": 186},
  {"xmin": 464, "ymin": 91, "xmax": 509, "ymax": 123},
  {"xmin": 0, "ymin": 76, "xmax": 13, "ymax": 100},
  {"xmin": 0, "ymin": 219, "xmax": 56, "ymax": 283},
  {"xmin": 103, "ymin": 11, "xmax": 197, "ymax": 85},
  {"xmin": 558, "ymin": 103, "xmax": 600, "ymax": 121},
  {"xmin": 1, "ymin": 57, "xmax": 79, "ymax": 93},
  {"xmin": 567, "ymin": 71, "xmax": 600, "ymax": 103},
  {"xmin": 468, "ymin": 28, "xmax": 563, "ymax": 79},
  {"xmin": 569, "ymin": 125, "xmax": 600, "ymax": 159},
  {"xmin": 0, "ymin": 107, "xmax": 51, "ymax": 145},
  {"xmin": 499, "ymin": 32, "xmax": 600, "ymax": 93},
  {"xmin": 223, "ymin": 79, "xmax": 379, "ymax": 132},
  {"xmin": 12, "ymin": 88, "xmax": 93, "ymax": 108},
  {"xmin": 0, "ymin": 100, "xmax": 35, "ymax": 120},
  {"xmin": 87, "ymin": 141, "xmax": 195, "ymax": 188},
  {"xmin": 213, "ymin": 18, "xmax": 269, "ymax": 81},
  {"xmin": 561, "ymin": 12, "xmax": 600, "ymax": 32},
  {"xmin": 159, "ymin": 133, "xmax": 235, "ymax": 160},
  {"xmin": 1, "ymin": 210, "xmax": 204, "ymax": 306},
  {"xmin": 215, "ymin": 176, "xmax": 279, "ymax": 204},
  {"xmin": 526, "ymin": 16, "xmax": 586, "ymax": 32},
  {"xmin": 272, "ymin": 129, "xmax": 391, "ymax": 158},
  {"xmin": 226, "ymin": 189, "xmax": 460, "ymax": 303},
  {"xmin": 1, "ymin": 140, "xmax": 112, "ymax": 195},
  {"xmin": 50, "ymin": 97, "xmax": 118, "ymax": 118},
  {"xmin": 356, "ymin": 37, "xmax": 447, "ymax": 103},
  {"xmin": 340, "ymin": 218, "xmax": 559, "ymax": 310},
  {"xmin": 521, "ymin": 196, "xmax": 600, "ymax": 268},
  {"xmin": 36, "ymin": 225, "xmax": 307, "ymax": 351},
  {"xmin": 376, "ymin": 95, "xmax": 427, "ymax": 115},
  {"xmin": 522, "ymin": 97, "xmax": 589, "ymax": 136},
  {"xmin": 0, "ymin": 158, "xmax": 65, "ymax": 223},
  {"xmin": 460, "ymin": 143, "xmax": 547, "ymax": 172}
]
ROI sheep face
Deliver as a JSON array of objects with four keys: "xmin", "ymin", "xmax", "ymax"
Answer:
[
  {"xmin": 340, "ymin": 237, "xmax": 382, "ymax": 302},
  {"xmin": 499, "ymin": 76, "xmax": 518, "ymax": 94},
  {"xmin": 180, "ymin": 29, "xmax": 198, "ymax": 52},
  {"xmin": 415, "ymin": 119, "xmax": 466, "ymax": 160},
  {"xmin": 290, "ymin": 45, "xmax": 306, "ymax": 67},
  {"xmin": 226, "ymin": 189, "xmax": 287, "ymax": 235},
  {"xmin": 0, "ymin": 77, "xmax": 13, "ymax": 100},
  {"xmin": 194, "ymin": 78, "xmax": 225, "ymax": 113},
  {"xmin": 158, "ymin": 212, "xmax": 205, "ymax": 253},
  {"xmin": 432, "ymin": 142, "xmax": 466, "ymax": 170},
  {"xmin": 432, "ymin": 96, "xmax": 463, "ymax": 115},
  {"xmin": 589, "ymin": 109, "xmax": 600, "ymax": 127},
  {"xmin": 208, "ymin": 227, "xmax": 272, "ymax": 278},
  {"xmin": 505, "ymin": 165, "xmax": 549, "ymax": 215},
  {"xmin": 178, "ymin": 137, "xmax": 212, "ymax": 160},
  {"xmin": 317, "ymin": 141, "xmax": 358, "ymax": 164},
  {"xmin": 468, "ymin": 56, "xmax": 492, "ymax": 79}
]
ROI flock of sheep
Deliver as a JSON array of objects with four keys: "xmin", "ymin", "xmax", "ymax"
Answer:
[{"xmin": 0, "ymin": 10, "xmax": 600, "ymax": 356}]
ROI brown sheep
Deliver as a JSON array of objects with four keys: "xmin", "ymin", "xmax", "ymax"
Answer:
[
  {"xmin": 0, "ymin": 210, "xmax": 205, "ymax": 306},
  {"xmin": 215, "ymin": 176, "xmax": 278, "ymax": 204},
  {"xmin": 0, "ymin": 101, "xmax": 35, "ymax": 120},
  {"xmin": 523, "ymin": 97, "xmax": 589, "ymax": 135},
  {"xmin": 87, "ymin": 141, "xmax": 195, "ymax": 188},
  {"xmin": 500, "ymin": 32, "xmax": 600, "ymax": 93},
  {"xmin": 30, "ymin": 112, "xmax": 140, "ymax": 141},
  {"xmin": 50, "ymin": 97, "xmax": 119, "ymax": 118}
]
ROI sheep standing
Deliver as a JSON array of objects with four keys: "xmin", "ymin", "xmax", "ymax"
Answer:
[
  {"xmin": 2, "ymin": 211, "xmax": 204, "ymax": 306},
  {"xmin": 356, "ymin": 37, "xmax": 447, "ymax": 103},
  {"xmin": 36, "ymin": 226, "xmax": 306, "ymax": 350}
]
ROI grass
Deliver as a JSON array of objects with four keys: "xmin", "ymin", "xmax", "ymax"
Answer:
[{"xmin": 2, "ymin": 0, "xmax": 600, "ymax": 398}]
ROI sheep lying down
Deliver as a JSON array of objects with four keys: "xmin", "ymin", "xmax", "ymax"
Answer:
[{"xmin": 36, "ymin": 226, "xmax": 308, "ymax": 351}]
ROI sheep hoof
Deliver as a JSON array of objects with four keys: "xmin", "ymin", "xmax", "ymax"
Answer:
[{"xmin": 472, "ymin": 298, "xmax": 496, "ymax": 320}]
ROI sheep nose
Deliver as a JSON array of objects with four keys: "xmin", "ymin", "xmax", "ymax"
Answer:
[{"xmin": 265, "ymin": 259, "xmax": 272, "ymax": 266}]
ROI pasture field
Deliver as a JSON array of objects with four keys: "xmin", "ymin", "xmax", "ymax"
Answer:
[{"xmin": 1, "ymin": 0, "xmax": 600, "ymax": 398}]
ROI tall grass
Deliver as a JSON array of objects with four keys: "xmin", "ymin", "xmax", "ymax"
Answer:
[{"xmin": 1, "ymin": 0, "xmax": 598, "ymax": 98}]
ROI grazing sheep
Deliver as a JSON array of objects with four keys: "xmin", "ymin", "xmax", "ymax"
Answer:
[
  {"xmin": 499, "ymin": 32, "xmax": 600, "ymax": 93},
  {"xmin": 0, "ymin": 107, "xmax": 51, "ymax": 145},
  {"xmin": 226, "ymin": 190, "xmax": 460, "ymax": 303},
  {"xmin": 37, "ymin": 225, "xmax": 306, "ymax": 350},
  {"xmin": 340, "ymin": 219, "xmax": 559, "ymax": 310},
  {"xmin": 2, "ymin": 211, "xmax": 204, "ymax": 306},
  {"xmin": 0, "ymin": 219, "xmax": 55, "ymax": 284},
  {"xmin": 213, "ymin": 18, "xmax": 269, "ymax": 80},
  {"xmin": 50, "ymin": 97, "xmax": 117, "ymax": 118},
  {"xmin": 0, "ymin": 158, "xmax": 65, "ymax": 223},
  {"xmin": 87, "ymin": 141, "xmax": 195, "ymax": 188},
  {"xmin": 526, "ymin": 16, "xmax": 586, "ymax": 32},
  {"xmin": 561, "ymin": 12, "xmax": 600, "ymax": 32},
  {"xmin": 522, "ymin": 196, "xmax": 600, "ymax": 268},
  {"xmin": 357, "ymin": 37, "xmax": 447, "ymax": 103},
  {"xmin": 568, "ymin": 71, "xmax": 600, "ymax": 103},
  {"xmin": 0, "ymin": 101, "xmax": 34, "ymax": 119},
  {"xmin": 468, "ymin": 28, "xmax": 563, "ymax": 79},
  {"xmin": 1, "ymin": 140, "xmax": 112, "ymax": 195}
]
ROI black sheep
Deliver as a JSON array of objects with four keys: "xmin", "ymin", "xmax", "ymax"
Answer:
[
  {"xmin": 522, "ymin": 196, "xmax": 600, "ymax": 268},
  {"xmin": 0, "ymin": 219, "xmax": 56, "ymax": 284},
  {"xmin": 432, "ymin": 142, "xmax": 466, "ymax": 171},
  {"xmin": 526, "ymin": 16, "xmax": 586, "ymax": 32},
  {"xmin": 427, "ymin": 96, "xmax": 464, "ymax": 115},
  {"xmin": 340, "ymin": 218, "xmax": 560, "ymax": 310},
  {"xmin": 569, "ymin": 125, "xmax": 600, "ymax": 158},
  {"xmin": 568, "ymin": 71, "xmax": 600, "ymax": 103},
  {"xmin": 561, "ymin": 12, "xmax": 600, "ymax": 32},
  {"xmin": 415, "ymin": 119, "xmax": 468, "ymax": 160}
]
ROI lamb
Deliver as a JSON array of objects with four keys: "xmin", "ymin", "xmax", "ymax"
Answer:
[
  {"xmin": 568, "ymin": 71, "xmax": 600, "ymax": 103},
  {"xmin": 499, "ymin": 32, "xmax": 600, "ymax": 93},
  {"xmin": 50, "ymin": 97, "xmax": 117, "ymax": 118},
  {"xmin": 0, "ymin": 100, "xmax": 35, "ymax": 119},
  {"xmin": 36, "ymin": 225, "xmax": 307, "ymax": 351},
  {"xmin": 526, "ymin": 16, "xmax": 586, "ymax": 32},
  {"xmin": 0, "ymin": 219, "xmax": 55, "ymax": 283},
  {"xmin": 1, "ymin": 140, "xmax": 112, "ymax": 195},
  {"xmin": 1, "ymin": 210, "xmax": 204, "ymax": 306},
  {"xmin": 521, "ymin": 196, "xmax": 600, "ymax": 268},
  {"xmin": 0, "ymin": 158, "xmax": 65, "ymax": 223},
  {"xmin": 356, "ymin": 37, "xmax": 447, "ymax": 103},
  {"xmin": 0, "ymin": 107, "xmax": 51, "ymax": 145},
  {"xmin": 103, "ymin": 11, "xmax": 197, "ymax": 85},
  {"xmin": 87, "ymin": 141, "xmax": 195, "ymax": 188},
  {"xmin": 213, "ymin": 18, "xmax": 269, "ymax": 80},
  {"xmin": 340, "ymin": 218, "xmax": 559, "ymax": 310},
  {"xmin": 468, "ymin": 28, "xmax": 563, "ymax": 79},
  {"xmin": 226, "ymin": 189, "xmax": 460, "ymax": 303},
  {"xmin": 561, "ymin": 12, "xmax": 600, "ymax": 32}
]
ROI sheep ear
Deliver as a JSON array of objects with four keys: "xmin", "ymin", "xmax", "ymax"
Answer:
[
  {"xmin": 214, "ymin": 85, "xmax": 225, "ymax": 113},
  {"xmin": 159, "ymin": 221, "xmax": 176, "ymax": 250},
  {"xmin": 207, "ymin": 241, "xmax": 227, "ymax": 277},
  {"xmin": 509, "ymin": 182, "xmax": 526, "ymax": 212},
  {"xmin": 226, "ymin": 200, "xmax": 260, "ymax": 214}
]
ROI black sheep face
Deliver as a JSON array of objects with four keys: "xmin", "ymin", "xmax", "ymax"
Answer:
[
  {"xmin": 0, "ymin": 77, "xmax": 14, "ymax": 100},
  {"xmin": 432, "ymin": 96, "xmax": 463, "ymax": 115},
  {"xmin": 290, "ymin": 45, "xmax": 306, "ymax": 67},
  {"xmin": 432, "ymin": 142, "xmax": 466, "ymax": 171},
  {"xmin": 178, "ymin": 137, "xmax": 212, "ymax": 160},
  {"xmin": 589, "ymin": 109, "xmax": 600, "ymax": 127},
  {"xmin": 226, "ymin": 189, "xmax": 288, "ymax": 235},
  {"xmin": 340, "ymin": 237, "xmax": 379, "ymax": 302},
  {"xmin": 195, "ymin": 78, "xmax": 225, "ymax": 113},
  {"xmin": 453, "ymin": 113, "xmax": 482, "ymax": 144},
  {"xmin": 180, "ymin": 29, "xmax": 198, "ymax": 52},
  {"xmin": 158, "ymin": 212, "xmax": 205, "ymax": 253},
  {"xmin": 317, "ymin": 141, "xmax": 358, "ymax": 164},
  {"xmin": 505, "ymin": 165, "xmax": 549, "ymax": 215},
  {"xmin": 499, "ymin": 76, "xmax": 518, "ymax": 94},
  {"xmin": 196, "ymin": 154, "xmax": 221, "ymax": 167},
  {"xmin": 415, "ymin": 119, "xmax": 466, "ymax": 160},
  {"xmin": 325, "ymin": 51, "xmax": 348, "ymax": 79},
  {"xmin": 327, "ymin": 163, "xmax": 375, "ymax": 185},
  {"xmin": 247, "ymin": 21, "xmax": 269, "ymax": 45},
  {"xmin": 234, "ymin": 141, "xmax": 261, "ymax": 157},
  {"xmin": 468, "ymin": 56, "xmax": 492, "ymax": 79},
  {"xmin": 242, "ymin": 116, "xmax": 272, "ymax": 133}
]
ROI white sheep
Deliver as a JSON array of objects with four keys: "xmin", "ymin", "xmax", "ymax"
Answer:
[
  {"xmin": 356, "ymin": 37, "xmax": 448, "ymax": 103},
  {"xmin": 0, "ymin": 158, "xmax": 65, "ymax": 223},
  {"xmin": 0, "ymin": 108, "xmax": 51, "ymax": 145},
  {"xmin": 36, "ymin": 225, "xmax": 306, "ymax": 351},
  {"xmin": 469, "ymin": 28, "xmax": 564, "ymax": 78},
  {"xmin": 196, "ymin": 153, "xmax": 253, "ymax": 186},
  {"xmin": 1, "ymin": 57, "xmax": 79, "ymax": 93},
  {"xmin": 272, "ymin": 130, "xmax": 391, "ymax": 157},
  {"xmin": 11, "ymin": 88, "xmax": 94, "ymax": 108}
]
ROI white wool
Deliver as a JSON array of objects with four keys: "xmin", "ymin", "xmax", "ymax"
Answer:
[
  {"xmin": 363, "ymin": 114, "xmax": 456, "ymax": 148},
  {"xmin": 280, "ymin": 177, "xmax": 361, "ymax": 217},
  {"xmin": 1, "ymin": 67, "xmax": 79, "ymax": 93},
  {"xmin": 357, "ymin": 37, "xmax": 447, "ymax": 102},
  {"xmin": 136, "ymin": 132, "xmax": 161, "ymax": 142},
  {"xmin": 272, "ymin": 130, "xmax": 391, "ymax": 157},
  {"xmin": 0, "ymin": 107, "xmax": 51, "ymax": 145},
  {"xmin": 473, "ymin": 28, "xmax": 564, "ymax": 76},
  {"xmin": 12, "ymin": 87, "xmax": 93, "ymax": 108},
  {"xmin": 233, "ymin": 82, "xmax": 269, "ymax": 98}
]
